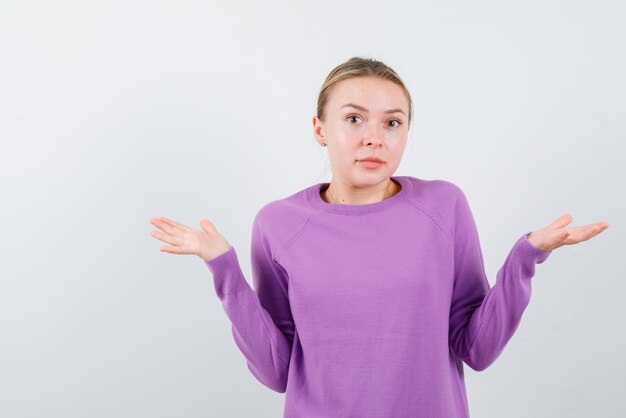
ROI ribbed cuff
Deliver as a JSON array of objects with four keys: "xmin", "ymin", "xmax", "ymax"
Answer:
[
  {"xmin": 204, "ymin": 246, "xmax": 236, "ymax": 272},
  {"xmin": 518, "ymin": 232, "xmax": 552, "ymax": 264},
  {"xmin": 204, "ymin": 246, "xmax": 248, "ymax": 299}
]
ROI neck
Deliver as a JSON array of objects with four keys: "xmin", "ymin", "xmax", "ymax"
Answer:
[{"xmin": 323, "ymin": 179, "xmax": 395, "ymax": 205}]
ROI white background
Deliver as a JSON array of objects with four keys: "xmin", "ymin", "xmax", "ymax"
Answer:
[{"xmin": 1, "ymin": 0, "xmax": 623, "ymax": 417}]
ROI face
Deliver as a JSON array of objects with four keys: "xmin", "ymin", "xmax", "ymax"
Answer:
[{"xmin": 312, "ymin": 76, "xmax": 410, "ymax": 187}]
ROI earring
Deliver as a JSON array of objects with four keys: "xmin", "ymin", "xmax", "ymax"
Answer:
[{"xmin": 321, "ymin": 143, "xmax": 327, "ymax": 147}]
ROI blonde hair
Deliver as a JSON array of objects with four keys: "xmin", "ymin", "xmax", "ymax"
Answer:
[{"xmin": 316, "ymin": 56, "xmax": 413, "ymax": 126}]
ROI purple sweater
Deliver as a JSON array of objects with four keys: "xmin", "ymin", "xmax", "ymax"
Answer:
[{"xmin": 205, "ymin": 175, "xmax": 551, "ymax": 417}]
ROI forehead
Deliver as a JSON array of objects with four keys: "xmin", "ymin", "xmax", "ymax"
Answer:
[{"xmin": 329, "ymin": 77, "xmax": 407, "ymax": 111}]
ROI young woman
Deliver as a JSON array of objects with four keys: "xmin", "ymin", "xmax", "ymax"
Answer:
[{"xmin": 149, "ymin": 57, "xmax": 609, "ymax": 417}]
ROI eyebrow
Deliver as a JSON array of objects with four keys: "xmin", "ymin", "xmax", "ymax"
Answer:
[{"xmin": 340, "ymin": 103, "xmax": 406, "ymax": 116}]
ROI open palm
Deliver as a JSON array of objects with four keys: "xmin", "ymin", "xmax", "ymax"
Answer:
[
  {"xmin": 527, "ymin": 214, "xmax": 609, "ymax": 252},
  {"xmin": 148, "ymin": 216, "xmax": 232, "ymax": 262}
]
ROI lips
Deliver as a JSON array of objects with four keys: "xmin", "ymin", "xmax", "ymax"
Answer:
[
  {"xmin": 356, "ymin": 157, "xmax": 385, "ymax": 169},
  {"xmin": 357, "ymin": 157, "xmax": 384, "ymax": 163}
]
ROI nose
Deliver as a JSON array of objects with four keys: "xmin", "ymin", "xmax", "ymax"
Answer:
[{"xmin": 364, "ymin": 124, "xmax": 384, "ymax": 147}]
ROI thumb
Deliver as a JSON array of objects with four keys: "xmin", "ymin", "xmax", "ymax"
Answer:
[
  {"xmin": 548, "ymin": 213, "xmax": 573, "ymax": 231},
  {"xmin": 199, "ymin": 218, "xmax": 217, "ymax": 234}
]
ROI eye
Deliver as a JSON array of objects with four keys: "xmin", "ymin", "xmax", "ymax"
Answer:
[
  {"xmin": 388, "ymin": 119, "xmax": 402, "ymax": 128},
  {"xmin": 347, "ymin": 114, "xmax": 361, "ymax": 124}
]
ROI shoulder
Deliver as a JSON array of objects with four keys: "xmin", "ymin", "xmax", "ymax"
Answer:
[
  {"xmin": 401, "ymin": 176, "xmax": 470, "ymax": 240},
  {"xmin": 254, "ymin": 184, "xmax": 312, "ymax": 225},
  {"xmin": 402, "ymin": 175, "xmax": 467, "ymax": 210},
  {"xmin": 252, "ymin": 185, "xmax": 313, "ymax": 255}
]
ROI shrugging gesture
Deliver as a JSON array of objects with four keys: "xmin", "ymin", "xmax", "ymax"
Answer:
[
  {"xmin": 148, "ymin": 216, "xmax": 232, "ymax": 262},
  {"xmin": 527, "ymin": 214, "xmax": 609, "ymax": 252}
]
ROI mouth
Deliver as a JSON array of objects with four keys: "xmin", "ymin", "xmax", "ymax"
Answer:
[
  {"xmin": 357, "ymin": 157, "xmax": 385, "ymax": 163},
  {"xmin": 356, "ymin": 157, "xmax": 385, "ymax": 169}
]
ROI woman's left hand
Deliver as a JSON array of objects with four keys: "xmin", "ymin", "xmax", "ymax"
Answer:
[{"xmin": 527, "ymin": 214, "xmax": 609, "ymax": 252}]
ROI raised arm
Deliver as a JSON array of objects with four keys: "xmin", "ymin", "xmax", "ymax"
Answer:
[
  {"xmin": 447, "ymin": 187, "xmax": 609, "ymax": 372},
  {"xmin": 149, "ymin": 214, "xmax": 294, "ymax": 392},
  {"xmin": 204, "ymin": 214, "xmax": 295, "ymax": 392},
  {"xmin": 447, "ymin": 189, "xmax": 552, "ymax": 371}
]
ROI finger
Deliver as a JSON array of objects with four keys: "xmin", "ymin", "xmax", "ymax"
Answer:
[
  {"xmin": 200, "ymin": 219, "xmax": 218, "ymax": 234},
  {"xmin": 586, "ymin": 223, "xmax": 610, "ymax": 239},
  {"xmin": 561, "ymin": 224, "xmax": 593, "ymax": 234},
  {"xmin": 150, "ymin": 217, "xmax": 174, "ymax": 227},
  {"xmin": 156, "ymin": 216, "xmax": 185, "ymax": 227},
  {"xmin": 159, "ymin": 245, "xmax": 189, "ymax": 254},
  {"xmin": 547, "ymin": 213, "xmax": 573, "ymax": 231},
  {"xmin": 151, "ymin": 218, "xmax": 186, "ymax": 236},
  {"xmin": 566, "ymin": 224, "xmax": 604, "ymax": 243},
  {"xmin": 563, "ymin": 221, "xmax": 610, "ymax": 236},
  {"xmin": 150, "ymin": 230, "xmax": 181, "ymax": 246},
  {"xmin": 152, "ymin": 216, "xmax": 191, "ymax": 232}
]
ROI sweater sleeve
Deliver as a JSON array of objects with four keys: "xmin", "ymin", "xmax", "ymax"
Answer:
[
  {"xmin": 204, "ymin": 214, "xmax": 294, "ymax": 392},
  {"xmin": 448, "ymin": 187, "xmax": 552, "ymax": 372}
]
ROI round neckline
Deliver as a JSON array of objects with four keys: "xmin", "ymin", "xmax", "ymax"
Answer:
[{"xmin": 307, "ymin": 175, "xmax": 411, "ymax": 215}]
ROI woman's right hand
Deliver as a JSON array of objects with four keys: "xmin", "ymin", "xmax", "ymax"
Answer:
[{"xmin": 148, "ymin": 216, "xmax": 232, "ymax": 262}]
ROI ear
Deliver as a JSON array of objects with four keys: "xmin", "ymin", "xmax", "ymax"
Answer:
[{"xmin": 312, "ymin": 115, "xmax": 326, "ymax": 145}]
